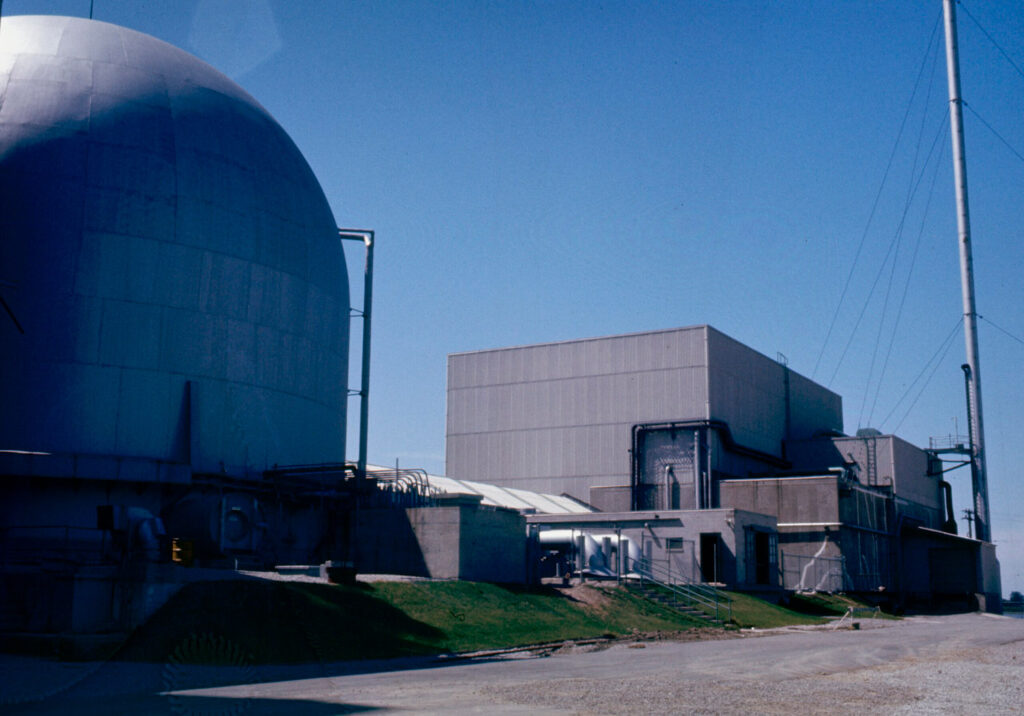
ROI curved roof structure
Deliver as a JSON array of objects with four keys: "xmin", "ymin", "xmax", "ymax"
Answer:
[{"xmin": 0, "ymin": 16, "xmax": 350, "ymax": 475}]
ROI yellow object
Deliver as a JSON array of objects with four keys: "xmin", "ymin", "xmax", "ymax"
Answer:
[{"xmin": 171, "ymin": 538, "xmax": 194, "ymax": 567}]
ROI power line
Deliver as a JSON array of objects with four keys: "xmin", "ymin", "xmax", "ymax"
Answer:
[
  {"xmin": 866, "ymin": 121, "xmax": 948, "ymax": 427},
  {"xmin": 963, "ymin": 102, "xmax": 1024, "ymax": 165},
  {"xmin": 833, "ymin": 114, "xmax": 948, "ymax": 392},
  {"xmin": 813, "ymin": 9, "xmax": 943, "ymax": 382},
  {"xmin": 891, "ymin": 325, "xmax": 961, "ymax": 434},
  {"xmin": 980, "ymin": 315, "xmax": 1024, "ymax": 347},
  {"xmin": 858, "ymin": 55, "xmax": 944, "ymax": 429},
  {"xmin": 879, "ymin": 317, "xmax": 962, "ymax": 432},
  {"xmin": 958, "ymin": 1, "xmax": 1024, "ymax": 83}
]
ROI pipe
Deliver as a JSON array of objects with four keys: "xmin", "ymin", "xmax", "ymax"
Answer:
[
  {"xmin": 693, "ymin": 429, "xmax": 701, "ymax": 510},
  {"xmin": 339, "ymin": 229, "xmax": 374, "ymax": 480},
  {"xmin": 940, "ymin": 480, "xmax": 958, "ymax": 534},
  {"xmin": 961, "ymin": 363, "xmax": 984, "ymax": 538},
  {"xmin": 631, "ymin": 418, "xmax": 792, "ymax": 510}
]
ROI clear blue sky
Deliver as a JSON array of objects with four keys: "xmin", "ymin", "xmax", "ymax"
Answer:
[{"xmin": 8, "ymin": 0, "xmax": 1023, "ymax": 596}]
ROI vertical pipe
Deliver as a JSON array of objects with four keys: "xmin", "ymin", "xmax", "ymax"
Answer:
[
  {"xmin": 693, "ymin": 430, "xmax": 701, "ymax": 510},
  {"xmin": 339, "ymin": 229, "xmax": 374, "ymax": 480},
  {"xmin": 616, "ymin": 529, "xmax": 623, "ymax": 582},
  {"xmin": 943, "ymin": 0, "xmax": 990, "ymax": 542}
]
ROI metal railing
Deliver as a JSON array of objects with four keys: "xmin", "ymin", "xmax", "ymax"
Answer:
[
  {"xmin": 625, "ymin": 555, "xmax": 731, "ymax": 624},
  {"xmin": 365, "ymin": 466, "xmax": 439, "ymax": 508}
]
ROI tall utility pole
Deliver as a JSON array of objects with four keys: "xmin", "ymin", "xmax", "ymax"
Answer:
[{"xmin": 943, "ymin": 0, "xmax": 991, "ymax": 542}]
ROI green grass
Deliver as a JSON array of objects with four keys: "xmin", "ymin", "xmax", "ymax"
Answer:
[
  {"xmin": 54, "ymin": 580, "xmax": 889, "ymax": 666},
  {"xmin": 372, "ymin": 581, "xmax": 705, "ymax": 653},
  {"xmin": 115, "ymin": 579, "xmax": 448, "ymax": 664},
  {"xmin": 784, "ymin": 592, "xmax": 896, "ymax": 619},
  {"xmin": 109, "ymin": 578, "xmax": 706, "ymax": 665},
  {"xmin": 721, "ymin": 591, "xmax": 827, "ymax": 628}
]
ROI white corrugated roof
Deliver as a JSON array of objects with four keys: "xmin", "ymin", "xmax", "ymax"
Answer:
[{"xmin": 369, "ymin": 465, "xmax": 592, "ymax": 515}]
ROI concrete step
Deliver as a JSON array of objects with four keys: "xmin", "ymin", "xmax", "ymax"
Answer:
[{"xmin": 627, "ymin": 583, "xmax": 722, "ymax": 624}]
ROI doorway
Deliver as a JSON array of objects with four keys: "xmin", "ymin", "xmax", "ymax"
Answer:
[{"xmin": 699, "ymin": 533, "xmax": 720, "ymax": 583}]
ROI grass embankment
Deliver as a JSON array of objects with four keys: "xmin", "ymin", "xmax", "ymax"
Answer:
[
  {"xmin": 93, "ymin": 581, "xmax": 895, "ymax": 666},
  {"xmin": 721, "ymin": 590, "xmax": 895, "ymax": 628},
  {"xmin": 114, "ymin": 579, "xmax": 706, "ymax": 665},
  {"xmin": 724, "ymin": 591, "xmax": 827, "ymax": 628},
  {"xmin": 375, "ymin": 580, "xmax": 704, "ymax": 653}
]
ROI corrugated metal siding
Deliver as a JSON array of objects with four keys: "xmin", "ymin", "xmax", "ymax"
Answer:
[
  {"xmin": 448, "ymin": 325, "xmax": 843, "ymax": 502},
  {"xmin": 706, "ymin": 327, "xmax": 787, "ymax": 456},
  {"xmin": 890, "ymin": 436, "xmax": 939, "ymax": 510},
  {"xmin": 788, "ymin": 370, "xmax": 844, "ymax": 438},
  {"xmin": 447, "ymin": 327, "xmax": 709, "ymax": 499},
  {"xmin": 706, "ymin": 327, "xmax": 842, "ymax": 457}
]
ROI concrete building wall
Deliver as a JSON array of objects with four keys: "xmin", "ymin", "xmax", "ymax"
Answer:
[
  {"xmin": 719, "ymin": 475, "xmax": 897, "ymax": 591},
  {"xmin": 355, "ymin": 503, "xmax": 527, "ymax": 583},
  {"xmin": 719, "ymin": 476, "xmax": 840, "ymax": 526},
  {"xmin": 787, "ymin": 434, "xmax": 942, "ymax": 528},
  {"xmin": 458, "ymin": 506, "xmax": 528, "ymax": 583}
]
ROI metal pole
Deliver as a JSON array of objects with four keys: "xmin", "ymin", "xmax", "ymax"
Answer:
[
  {"xmin": 339, "ymin": 229, "xmax": 374, "ymax": 480},
  {"xmin": 943, "ymin": 0, "xmax": 990, "ymax": 542}
]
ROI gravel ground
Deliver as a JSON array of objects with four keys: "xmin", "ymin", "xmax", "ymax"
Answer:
[
  {"xmin": 488, "ymin": 639, "xmax": 1024, "ymax": 714},
  {"xmin": 487, "ymin": 618, "xmax": 1024, "ymax": 715},
  {"xmin": 4, "ymin": 613, "xmax": 1022, "ymax": 714}
]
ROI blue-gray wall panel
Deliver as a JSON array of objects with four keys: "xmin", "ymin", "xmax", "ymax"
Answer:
[{"xmin": 0, "ymin": 16, "xmax": 349, "ymax": 474}]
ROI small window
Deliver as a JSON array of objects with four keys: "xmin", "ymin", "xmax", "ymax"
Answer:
[{"xmin": 666, "ymin": 537, "xmax": 684, "ymax": 550}]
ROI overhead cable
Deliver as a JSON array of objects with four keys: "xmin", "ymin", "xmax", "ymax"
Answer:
[
  {"xmin": 883, "ymin": 318, "xmax": 963, "ymax": 433},
  {"xmin": 866, "ymin": 119, "xmax": 948, "ymax": 427},
  {"xmin": 958, "ymin": 1, "xmax": 1024, "ymax": 83},
  {"xmin": 831, "ymin": 115, "xmax": 948, "ymax": 390},
  {"xmin": 963, "ymin": 102, "xmax": 1024, "ymax": 165},
  {"xmin": 859, "ymin": 44, "xmax": 945, "ymax": 429},
  {"xmin": 980, "ymin": 315, "xmax": 1024, "ymax": 347},
  {"xmin": 813, "ymin": 9, "xmax": 943, "ymax": 383}
]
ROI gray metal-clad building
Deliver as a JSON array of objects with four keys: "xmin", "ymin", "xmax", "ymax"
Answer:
[
  {"xmin": 448, "ymin": 325, "xmax": 1000, "ymax": 606},
  {"xmin": 0, "ymin": 15, "xmax": 349, "ymax": 476},
  {"xmin": 446, "ymin": 325, "xmax": 842, "ymax": 505}
]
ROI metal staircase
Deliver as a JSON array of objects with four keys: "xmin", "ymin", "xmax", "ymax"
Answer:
[{"xmin": 624, "ymin": 556, "xmax": 732, "ymax": 626}]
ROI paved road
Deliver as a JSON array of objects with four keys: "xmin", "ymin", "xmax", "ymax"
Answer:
[{"xmin": 4, "ymin": 613, "xmax": 1024, "ymax": 714}]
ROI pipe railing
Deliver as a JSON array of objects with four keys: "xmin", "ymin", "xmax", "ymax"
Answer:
[{"xmin": 625, "ymin": 555, "xmax": 731, "ymax": 624}]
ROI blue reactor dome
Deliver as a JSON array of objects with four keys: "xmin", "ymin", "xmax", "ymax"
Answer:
[{"xmin": 0, "ymin": 16, "xmax": 350, "ymax": 475}]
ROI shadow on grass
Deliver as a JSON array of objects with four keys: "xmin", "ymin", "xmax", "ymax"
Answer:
[
  {"xmin": 115, "ymin": 579, "xmax": 447, "ymax": 665},
  {"xmin": 785, "ymin": 593, "xmax": 849, "ymax": 617},
  {"xmin": 0, "ymin": 579, "xmax": 455, "ymax": 703}
]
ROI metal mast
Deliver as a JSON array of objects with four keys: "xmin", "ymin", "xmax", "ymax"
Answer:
[
  {"xmin": 339, "ymin": 229, "xmax": 375, "ymax": 480},
  {"xmin": 942, "ymin": 0, "xmax": 990, "ymax": 542}
]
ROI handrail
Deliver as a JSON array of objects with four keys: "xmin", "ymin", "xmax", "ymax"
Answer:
[
  {"xmin": 625, "ymin": 555, "xmax": 731, "ymax": 624},
  {"xmin": 364, "ymin": 466, "xmax": 439, "ymax": 507}
]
